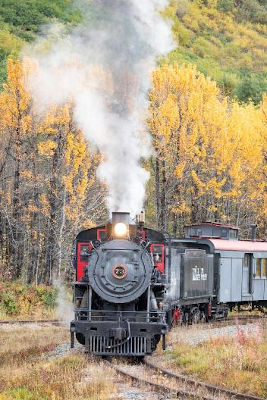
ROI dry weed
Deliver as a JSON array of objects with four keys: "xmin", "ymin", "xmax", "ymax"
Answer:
[
  {"xmin": 0, "ymin": 327, "xmax": 117, "ymax": 400},
  {"xmin": 163, "ymin": 324, "xmax": 267, "ymax": 397},
  {"xmin": 0, "ymin": 326, "xmax": 69, "ymax": 367}
]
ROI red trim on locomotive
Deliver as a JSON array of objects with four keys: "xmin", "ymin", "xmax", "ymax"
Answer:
[
  {"xmin": 173, "ymin": 308, "xmax": 181, "ymax": 324},
  {"xmin": 150, "ymin": 243, "xmax": 165, "ymax": 273},
  {"xmin": 77, "ymin": 242, "xmax": 92, "ymax": 281}
]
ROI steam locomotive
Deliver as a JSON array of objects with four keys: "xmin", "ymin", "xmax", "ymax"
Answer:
[{"xmin": 70, "ymin": 212, "xmax": 267, "ymax": 356}]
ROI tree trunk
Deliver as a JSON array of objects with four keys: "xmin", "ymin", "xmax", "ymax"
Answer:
[
  {"xmin": 159, "ymin": 159, "xmax": 167, "ymax": 231},
  {"xmin": 155, "ymin": 157, "xmax": 160, "ymax": 229}
]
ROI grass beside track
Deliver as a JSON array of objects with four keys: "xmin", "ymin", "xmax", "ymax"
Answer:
[
  {"xmin": 158, "ymin": 323, "xmax": 266, "ymax": 398},
  {"xmin": 0, "ymin": 326, "xmax": 116, "ymax": 400}
]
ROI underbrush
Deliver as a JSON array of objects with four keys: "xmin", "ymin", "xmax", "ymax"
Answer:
[
  {"xmin": 168, "ymin": 325, "xmax": 266, "ymax": 397},
  {"xmin": 0, "ymin": 327, "xmax": 116, "ymax": 400},
  {"xmin": 0, "ymin": 282, "xmax": 58, "ymax": 319},
  {"xmin": 0, "ymin": 355, "xmax": 115, "ymax": 400}
]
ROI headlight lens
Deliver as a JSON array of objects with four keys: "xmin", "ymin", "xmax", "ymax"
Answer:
[{"xmin": 114, "ymin": 222, "xmax": 127, "ymax": 237}]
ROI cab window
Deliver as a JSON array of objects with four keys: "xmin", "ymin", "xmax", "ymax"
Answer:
[
  {"xmin": 152, "ymin": 245, "xmax": 163, "ymax": 263},
  {"xmin": 80, "ymin": 245, "xmax": 90, "ymax": 261}
]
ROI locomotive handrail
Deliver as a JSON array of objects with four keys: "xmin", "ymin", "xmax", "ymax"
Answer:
[
  {"xmin": 74, "ymin": 308, "xmax": 166, "ymax": 314},
  {"xmin": 74, "ymin": 308, "xmax": 165, "ymax": 323}
]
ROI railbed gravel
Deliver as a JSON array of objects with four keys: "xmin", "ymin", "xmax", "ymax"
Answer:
[
  {"xmin": 44, "ymin": 341, "xmax": 84, "ymax": 360},
  {"xmin": 167, "ymin": 321, "xmax": 265, "ymax": 348}
]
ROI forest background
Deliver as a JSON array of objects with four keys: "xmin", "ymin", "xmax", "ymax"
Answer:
[{"xmin": 0, "ymin": 0, "xmax": 266, "ymax": 286}]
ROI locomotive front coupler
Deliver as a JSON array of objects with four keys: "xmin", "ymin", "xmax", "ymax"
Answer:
[
  {"xmin": 109, "ymin": 327, "xmax": 127, "ymax": 341},
  {"xmin": 106, "ymin": 320, "xmax": 132, "ymax": 350}
]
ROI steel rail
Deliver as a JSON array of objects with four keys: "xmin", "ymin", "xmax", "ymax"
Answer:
[
  {"xmin": 105, "ymin": 359, "xmax": 215, "ymax": 400},
  {"xmin": 0, "ymin": 319, "xmax": 61, "ymax": 325},
  {"xmin": 1, "ymin": 313, "xmax": 264, "ymax": 326},
  {"xmin": 204, "ymin": 314, "xmax": 266, "ymax": 329},
  {"xmin": 144, "ymin": 358, "xmax": 266, "ymax": 400},
  {"xmin": 225, "ymin": 315, "xmax": 266, "ymax": 321}
]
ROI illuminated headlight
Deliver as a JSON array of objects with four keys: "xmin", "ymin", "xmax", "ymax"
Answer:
[{"xmin": 114, "ymin": 222, "xmax": 127, "ymax": 237}]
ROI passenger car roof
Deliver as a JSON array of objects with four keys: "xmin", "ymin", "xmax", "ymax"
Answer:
[
  {"xmin": 208, "ymin": 239, "xmax": 267, "ymax": 252},
  {"xmin": 172, "ymin": 238, "xmax": 267, "ymax": 253}
]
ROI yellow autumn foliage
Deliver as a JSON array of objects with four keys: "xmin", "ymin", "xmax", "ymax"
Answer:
[
  {"xmin": 148, "ymin": 63, "xmax": 266, "ymax": 237},
  {"xmin": 0, "ymin": 58, "xmax": 106, "ymax": 281}
]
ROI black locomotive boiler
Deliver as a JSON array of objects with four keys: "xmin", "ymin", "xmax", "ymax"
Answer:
[{"xmin": 70, "ymin": 212, "xmax": 267, "ymax": 356}]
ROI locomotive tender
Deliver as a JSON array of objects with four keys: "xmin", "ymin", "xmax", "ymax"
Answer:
[{"xmin": 70, "ymin": 212, "xmax": 267, "ymax": 356}]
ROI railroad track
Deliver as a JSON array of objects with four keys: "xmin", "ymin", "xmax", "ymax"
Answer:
[
  {"xmin": 106, "ymin": 356, "xmax": 265, "ymax": 400},
  {"xmin": 144, "ymin": 357, "xmax": 265, "ymax": 400},
  {"xmin": 0, "ymin": 319, "xmax": 61, "ymax": 325},
  {"xmin": 221, "ymin": 315, "xmax": 266, "ymax": 324},
  {"xmin": 105, "ymin": 358, "xmax": 214, "ymax": 400},
  {"xmin": 202, "ymin": 314, "xmax": 266, "ymax": 329},
  {"xmin": 1, "ymin": 313, "xmax": 264, "ymax": 326},
  {"xmin": 227, "ymin": 314, "xmax": 266, "ymax": 320}
]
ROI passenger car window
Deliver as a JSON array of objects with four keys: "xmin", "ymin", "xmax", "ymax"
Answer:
[
  {"xmin": 262, "ymin": 259, "xmax": 267, "ymax": 278},
  {"xmin": 256, "ymin": 259, "xmax": 261, "ymax": 278}
]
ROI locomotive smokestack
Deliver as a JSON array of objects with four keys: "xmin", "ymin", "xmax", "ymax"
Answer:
[
  {"xmin": 112, "ymin": 212, "xmax": 130, "ymax": 226},
  {"xmin": 251, "ymin": 224, "xmax": 257, "ymax": 241}
]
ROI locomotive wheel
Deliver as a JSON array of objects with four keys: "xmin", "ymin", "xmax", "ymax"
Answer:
[
  {"xmin": 192, "ymin": 308, "xmax": 201, "ymax": 324},
  {"xmin": 183, "ymin": 312, "xmax": 189, "ymax": 325},
  {"xmin": 200, "ymin": 311, "xmax": 206, "ymax": 322},
  {"xmin": 152, "ymin": 334, "xmax": 161, "ymax": 351},
  {"xmin": 76, "ymin": 332, "xmax": 85, "ymax": 345}
]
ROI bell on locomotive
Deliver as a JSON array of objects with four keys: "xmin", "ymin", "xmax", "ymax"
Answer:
[{"xmin": 70, "ymin": 211, "xmax": 167, "ymax": 357}]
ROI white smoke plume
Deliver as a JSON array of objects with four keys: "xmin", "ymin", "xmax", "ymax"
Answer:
[
  {"xmin": 53, "ymin": 278, "xmax": 73, "ymax": 326},
  {"xmin": 24, "ymin": 0, "xmax": 174, "ymax": 215}
]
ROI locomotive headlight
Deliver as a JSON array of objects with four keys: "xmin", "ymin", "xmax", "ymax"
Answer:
[{"xmin": 114, "ymin": 222, "xmax": 127, "ymax": 237}]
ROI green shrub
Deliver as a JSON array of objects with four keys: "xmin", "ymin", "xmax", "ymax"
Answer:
[
  {"xmin": 235, "ymin": 0, "xmax": 267, "ymax": 24},
  {"xmin": 233, "ymin": 73, "xmax": 267, "ymax": 105},
  {"xmin": 1, "ymin": 388, "xmax": 47, "ymax": 400},
  {"xmin": 40, "ymin": 287, "xmax": 57, "ymax": 308},
  {"xmin": 173, "ymin": 22, "xmax": 193, "ymax": 46},
  {"xmin": 0, "ymin": 0, "xmax": 81, "ymax": 40},
  {"xmin": 0, "ymin": 292, "xmax": 18, "ymax": 315},
  {"xmin": 0, "ymin": 282, "xmax": 58, "ymax": 317},
  {"xmin": 219, "ymin": 72, "xmax": 239, "ymax": 95},
  {"xmin": 217, "ymin": 0, "xmax": 235, "ymax": 12}
]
